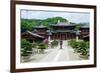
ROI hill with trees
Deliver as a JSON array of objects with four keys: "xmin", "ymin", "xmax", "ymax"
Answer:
[
  {"xmin": 21, "ymin": 16, "xmax": 89, "ymax": 32},
  {"xmin": 21, "ymin": 17, "xmax": 68, "ymax": 32}
]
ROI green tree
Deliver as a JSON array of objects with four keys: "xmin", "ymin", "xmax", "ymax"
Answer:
[
  {"xmin": 38, "ymin": 43, "xmax": 47, "ymax": 53},
  {"xmin": 21, "ymin": 39, "xmax": 32, "ymax": 56},
  {"xmin": 21, "ymin": 17, "xmax": 68, "ymax": 31}
]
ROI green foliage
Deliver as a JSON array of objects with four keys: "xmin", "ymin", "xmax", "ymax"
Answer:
[
  {"xmin": 68, "ymin": 39, "xmax": 76, "ymax": 48},
  {"xmin": 68, "ymin": 39, "xmax": 89, "ymax": 57},
  {"xmin": 38, "ymin": 43, "xmax": 47, "ymax": 50},
  {"xmin": 35, "ymin": 39, "xmax": 43, "ymax": 45},
  {"xmin": 21, "ymin": 39, "xmax": 32, "ymax": 56},
  {"xmin": 43, "ymin": 17, "xmax": 68, "ymax": 25},
  {"xmin": 72, "ymin": 41, "xmax": 79, "ymax": 50},
  {"xmin": 38, "ymin": 43, "xmax": 47, "ymax": 53},
  {"xmin": 21, "ymin": 17, "xmax": 68, "ymax": 31},
  {"xmin": 78, "ymin": 41, "xmax": 89, "ymax": 55},
  {"xmin": 51, "ymin": 40, "xmax": 59, "ymax": 48},
  {"xmin": 68, "ymin": 39, "xmax": 80, "ymax": 52},
  {"xmin": 21, "ymin": 19, "xmax": 33, "ymax": 31},
  {"xmin": 32, "ymin": 42, "xmax": 37, "ymax": 48}
]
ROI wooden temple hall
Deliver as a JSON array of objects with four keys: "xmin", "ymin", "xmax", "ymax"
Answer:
[
  {"xmin": 50, "ymin": 22, "xmax": 77, "ymax": 40},
  {"xmin": 21, "ymin": 22, "xmax": 89, "ymax": 41},
  {"xmin": 50, "ymin": 22, "xmax": 89, "ymax": 40}
]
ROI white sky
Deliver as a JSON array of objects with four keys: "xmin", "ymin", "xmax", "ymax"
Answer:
[{"xmin": 21, "ymin": 10, "xmax": 90, "ymax": 23}]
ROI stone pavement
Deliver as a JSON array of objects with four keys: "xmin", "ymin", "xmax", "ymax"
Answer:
[{"xmin": 27, "ymin": 40, "xmax": 83, "ymax": 63}]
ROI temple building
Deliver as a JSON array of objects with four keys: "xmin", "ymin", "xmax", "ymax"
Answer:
[
  {"xmin": 79, "ymin": 25, "xmax": 89, "ymax": 39},
  {"xmin": 32, "ymin": 25, "xmax": 48, "ymax": 39},
  {"xmin": 21, "ymin": 31, "xmax": 44, "ymax": 43},
  {"xmin": 21, "ymin": 22, "xmax": 89, "ymax": 42},
  {"xmin": 50, "ymin": 22, "xmax": 77, "ymax": 40},
  {"xmin": 50, "ymin": 22, "xmax": 89, "ymax": 40}
]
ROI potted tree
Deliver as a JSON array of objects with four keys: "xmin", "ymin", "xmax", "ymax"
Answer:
[
  {"xmin": 78, "ymin": 41, "xmax": 89, "ymax": 59},
  {"xmin": 21, "ymin": 39, "xmax": 32, "ymax": 62},
  {"xmin": 68, "ymin": 40, "xmax": 89, "ymax": 59}
]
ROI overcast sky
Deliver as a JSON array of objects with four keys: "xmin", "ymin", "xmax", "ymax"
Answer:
[{"xmin": 21, "ymin": 10, "xmax": 90, "ymax": 23}]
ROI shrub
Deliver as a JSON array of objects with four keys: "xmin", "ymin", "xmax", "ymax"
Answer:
[
  {"xmin": 38, "ymin": 43, "xmax": 47, "ymax": 53},
  {"xmin": 21, "ymin": 39, "xmax": 32, "ymax": 56},
  {"xmin": 51, "ymin": 40, "xmax": 58, "ymax": 48},
  {"xmin": 72, "ymin": 41, "xmax": 79, "ymax": 49},
  {"xmin": 32, "ymin": 42, "xmax": 37, "ymax": 48},
  {"xmin": 68, "ymin": 39, "xmax": 76, "ymax": 46},
  {"xmin": 68, "ymin": 39, "xmax": 79, "ymax": 49},
  {"xmin": 78, "ymin": 41, "xmax": 89, "ymax": 56},
  {"xmin": 68, "ymin": 39, "xmax": 89, "ymax": 57}
]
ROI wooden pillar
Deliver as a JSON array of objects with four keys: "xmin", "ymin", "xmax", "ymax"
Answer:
[
  {"xmin": 54, "ymin": 34, "xmax": 55, "ymax": 40},
  {"xmin": 60, "ymin": 33, "xmax": 61, "ymax": 40},
  {"xmin": 56, "ymin": 33, "xmax": 57, "ymax": 40}
]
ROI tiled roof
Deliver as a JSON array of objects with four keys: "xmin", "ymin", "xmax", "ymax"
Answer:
[
  {"xmin": 83, "ymin": 35, "xmax": 89, "ymax": 38},
  {"xmin": 22, "ymin": 31, "xmax": 44, "ymax": 38},
  {"xmin": 34, "ymin": 25, "xmax": 47, "ymax": 28},
  {"xmin": 51, "ymin": 30, "xmax": 76, "ymax": 33},
  {"xmin": 80, "ymin": 26, "xmax": 89, "ymax": 28},
  {"xmin": 51, "ymin": 22, "xmax": 76, "ymax": 26}
]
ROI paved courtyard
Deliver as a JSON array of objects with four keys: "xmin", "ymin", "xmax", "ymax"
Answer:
[{"xmin": 27, "ymin": 41, "xmax": 84, "ymax": 63}]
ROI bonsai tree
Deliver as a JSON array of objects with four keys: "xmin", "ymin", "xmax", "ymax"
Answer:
[
  {"xmin": 21, "ymin": 39, "xmax": 32, "ymax": 57},
  {"xmin": 68, "ymin": 39, "xmax": 89, "ymax": 59},
  {"xmin": 77, "ymin": 41, "xmax": 89, "ymax": 59},
  {"xmin": 68, "ymin": 39, "xmax": 80, "ymax": 52},
  {"xmin": 38, "ymin": 43, "xmax": 47, "ymax": 53}
]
